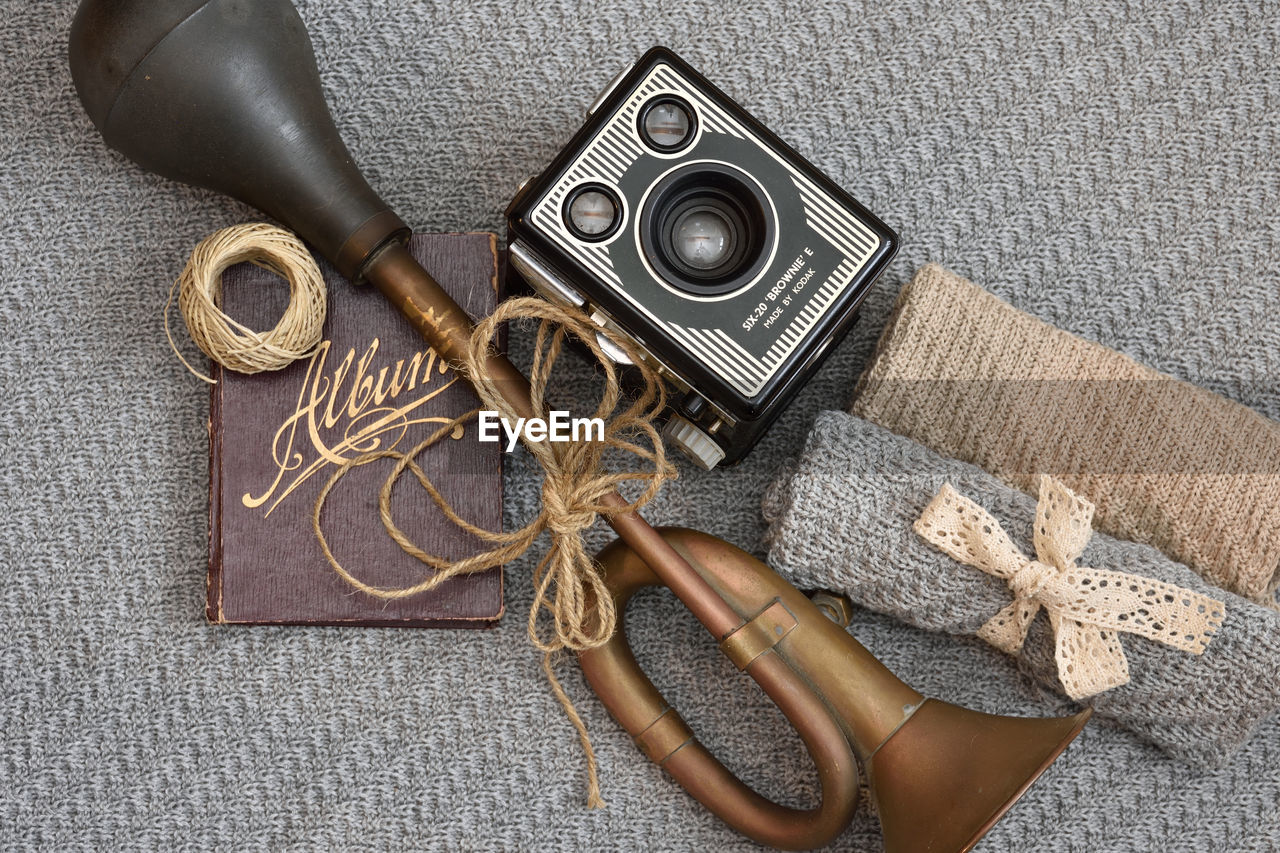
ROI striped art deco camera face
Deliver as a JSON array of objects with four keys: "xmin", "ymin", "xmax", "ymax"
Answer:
[{"xmin": 506, "ymin": 47, "xmax": 897, "ymax": 468}]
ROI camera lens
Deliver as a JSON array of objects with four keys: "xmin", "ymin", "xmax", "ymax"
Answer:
[
  {"xmin": 672, "ymin": 207, "xmax": 733, "ymax": 270},
  {"xmin": 639, "ymin": 163, "xmax": 774, "ymax": 296},
  {"xmin": 639, "ymin": 97, "xmax": 695, "ymax": 152},
  {"xmin": 564, "ymin": 185, "xmax": 620, "ymax": 241}
]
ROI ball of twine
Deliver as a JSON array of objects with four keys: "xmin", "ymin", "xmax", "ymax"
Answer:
[{"xmin": 165, "ymin": 223, "xmax": 327, "ymax": 383}]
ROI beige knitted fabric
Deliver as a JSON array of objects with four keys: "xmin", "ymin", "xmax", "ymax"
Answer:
[{"xmin": 852, "ymin": 264, "xmax": 1280, "ymax": 604}]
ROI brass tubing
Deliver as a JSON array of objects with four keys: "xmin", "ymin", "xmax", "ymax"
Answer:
[
  {"xmin": 577, "ymin": 532, "xmax": 861, "ymax": 850},
  {"xmin": 670, "ymin": 651, "xmax": 861, "ymax": 849},
  {"xmin": 659, "ymin": 533, "xmax": 926, "ymax": 759},
  {"xmin": 761, "ymin": 584, "xmax": 925, "ymax": 760},
  {"xmin": 362, "ymin": 240, "xmax": 743, "ymax": 639}
]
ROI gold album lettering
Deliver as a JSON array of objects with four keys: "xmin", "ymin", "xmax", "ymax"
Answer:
[
  {"xmin": 346, "ymin": 341, "xmax": 382, "ymax": 420},
  {"xmin": 321, "ymin": 344, "xmax": 355, "ymax": 431},
  {"xmin": 242, "ymin": 336, "xmax": 460, "ymax": 516}
]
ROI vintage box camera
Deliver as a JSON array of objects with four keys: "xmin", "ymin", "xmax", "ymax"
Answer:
[{"xmin": 506, "ymin": 47, "xmax": 897, "ymax": 468}]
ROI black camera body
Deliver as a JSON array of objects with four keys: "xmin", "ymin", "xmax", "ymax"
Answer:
[{"xmin": 506, "ymin": 47, "xmax": 897, "ymax": 467}]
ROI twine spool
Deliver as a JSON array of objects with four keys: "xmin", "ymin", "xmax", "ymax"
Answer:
[{"xmin": 165, "ymin": 223, "xmax": 327, "ymax": 382}]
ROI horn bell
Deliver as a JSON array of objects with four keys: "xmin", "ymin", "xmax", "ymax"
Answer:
[{"xmin": 868, "ymin": 698, "xmax": 1090, "ymax": 853}]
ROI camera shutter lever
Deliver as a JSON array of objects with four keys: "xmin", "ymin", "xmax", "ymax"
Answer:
[{"xmin": 678, "ymin": 391, "xmax": 707, "ymax": 420}]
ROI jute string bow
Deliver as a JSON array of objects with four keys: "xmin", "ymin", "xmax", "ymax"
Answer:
[
  {"xmin": 312, "ymin": 294, "xmax": 675, "ymax": 808},
  {"xmin": 914, "ymin": 474, "xmax": 1225, "ymax": 699}
]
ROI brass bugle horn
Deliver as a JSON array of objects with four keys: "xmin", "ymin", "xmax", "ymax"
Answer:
[
  {"xmin": 579, "ymin": 530, "xmax": 1091, "ymax": 850},
  {"xmin": 68, "ymin": 1, "xmax": 1090, "ymax": 849}
]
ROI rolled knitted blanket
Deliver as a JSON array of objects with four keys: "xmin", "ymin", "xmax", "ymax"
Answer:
[
  {"xmin": 850, "ymin": 263, "xmax": 1280, "ymax": 604},
  {"xmin": 762, "ymin": 411, "xmax": 1280, "ymax": 769}
]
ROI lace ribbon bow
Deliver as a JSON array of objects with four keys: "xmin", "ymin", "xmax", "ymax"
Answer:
[{"xmin": 914, "ymin": 475, "xmax": 1225, "ymax": 699}]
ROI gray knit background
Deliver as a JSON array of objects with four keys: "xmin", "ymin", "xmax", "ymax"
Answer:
[{"xmin": 2, "ymin": 1, "xmax": 1278, "ymax": 851}]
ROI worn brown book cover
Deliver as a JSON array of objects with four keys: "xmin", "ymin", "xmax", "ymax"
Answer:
[{"xmin": 207, "ymin": 233, "xmax": 504, "ymax": 627}]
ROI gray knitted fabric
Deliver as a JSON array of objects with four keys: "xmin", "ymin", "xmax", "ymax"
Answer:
[
  {"xmin": 5, "ymin": 0, "xmax": 1280, "ymax": 850},
  {"xmin": 762, "ymin": 411, "xmax": 1280, "ymax": 769}
]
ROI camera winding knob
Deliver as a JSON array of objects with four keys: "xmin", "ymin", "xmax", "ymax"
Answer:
[{"xmin": 663, "ymin": 415, "xmax": 725, "ymax": 470}]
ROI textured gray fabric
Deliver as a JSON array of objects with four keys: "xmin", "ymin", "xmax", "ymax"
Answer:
[
  {"xmin": 762, "ymin": 410, "xmax": 1280, "ymax": 769},
  {"xmin": 3, "ymin": 0, "xmax": 1280, "ymax": 850}
]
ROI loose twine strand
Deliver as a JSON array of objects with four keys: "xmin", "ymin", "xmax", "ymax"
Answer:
[
  {"xmin": 311, "ymin": 294, "xmax": 677, "ymax": 808},
  {"xmin": 165, "ymin": 224, "xmax": 327, "ymax": 382}
]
